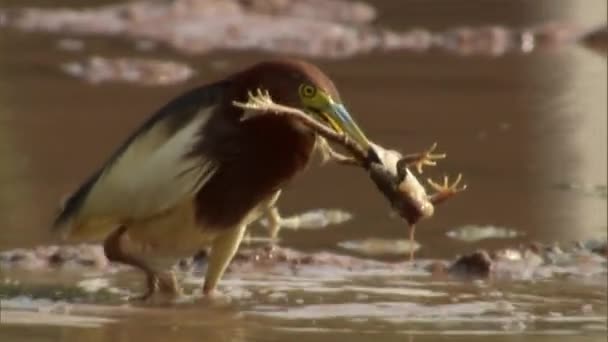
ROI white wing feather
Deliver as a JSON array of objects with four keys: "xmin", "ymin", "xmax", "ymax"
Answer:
[{"xmin": 73, "ymin": 106, "xmax": 217, "ymax": 227}]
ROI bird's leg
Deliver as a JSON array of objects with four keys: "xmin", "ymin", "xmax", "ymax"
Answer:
[
  {"xmin": 264, "ymin": 190, "xmax": 284, "ymax": 240},
  {"xmin": 265, "ymin": 206, "xmax": 283, "ymax": 240},
  {"xmin": 427, "ymin": 173, "xmax": 468, "ymax": 206},
  {"xmin": 103, "ymin": 226, "xmax": 181, "ymax": 300},
  {"xmin": 156, "ymin": 271, "xmax": 181, "ymax": 295},
  {"xmin": 202, "ymin": 224, "xmax": 247, "ymax": 296},
  {"xmin": 400, "ymin": 142, "xmax": 447, "ymax": 174}
]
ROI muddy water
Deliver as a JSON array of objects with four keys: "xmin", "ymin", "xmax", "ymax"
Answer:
[{"xmin": 0, "ymin": 0, "xmax": 606, "ymax": 341}]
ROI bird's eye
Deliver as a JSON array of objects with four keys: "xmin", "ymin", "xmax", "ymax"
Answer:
[{"xmin": 299, "ymin": 84, "xmax": 316, "ymax": 98}]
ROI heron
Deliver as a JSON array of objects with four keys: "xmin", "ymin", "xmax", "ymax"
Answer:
[{"xmin": 53, "ymin": 58, "xmax": 373, "ymax": 299}]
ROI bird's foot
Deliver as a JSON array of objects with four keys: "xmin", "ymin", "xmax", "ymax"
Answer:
[
  {"xmin": 125, "ymin": 270, "xmax": 160, "ymax": 302},
  {"xmin": 427, "ymin": 173, "xmax": 467, "ymax": 205},
  {"xmin": 128, "ymin": 271, "xmax": 183, "ymax": 303},
  {"xmin": 196, "ymin": 289, "xmax": 232, "ymax": 307},
  {"xmin": 158, "ymin": 271, "xmax": 183, "ymax": 296},
  {"xmin": 400, "ymin": 142, "xmax": 446, "ymax": 174}
]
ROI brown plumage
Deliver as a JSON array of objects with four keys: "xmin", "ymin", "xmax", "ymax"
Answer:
[
  {"xmin": 194, "ymin": 60, "xmax": 338, "ymax": 228},
  {"xmin": 53, "ymin": 58, "xmax": 362, "ymax": 299}
]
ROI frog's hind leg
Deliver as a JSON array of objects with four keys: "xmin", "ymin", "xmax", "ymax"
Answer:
[{"xmin": 427, "ymin": 174, "xmax": 468, "ymax": 206}]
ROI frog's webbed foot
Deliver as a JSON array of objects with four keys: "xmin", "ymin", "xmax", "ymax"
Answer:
[
  {"xmin": 316, "ymin": 137, "xmax": 360, "ymax": 166},
  {"xmin": 427, "ymin": 173, "xmax": 467, "ymax": 205},
  {"xmin": 400, "ymin": 142, "xmax": 446, "ymax": 174}
]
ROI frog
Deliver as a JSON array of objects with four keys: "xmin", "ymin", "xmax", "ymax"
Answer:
[
  {"xmin": 318, "ymin": 140, "xmax": 467, "ymax": 260},
  {"xmin": 233, "ymin": 89, "xmax": 467, "ymax": 258},
  {"xmin": 366, "ymin": 141, "xmax": 467, "ymax": 226}
]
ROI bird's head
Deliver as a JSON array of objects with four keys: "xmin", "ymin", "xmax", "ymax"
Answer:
[{"xmin": 233, "ymin": 59, "xmax": 372, "ymax": 150}]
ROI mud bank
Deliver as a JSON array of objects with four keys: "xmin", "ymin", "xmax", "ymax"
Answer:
[
  {"xmin": 1, "ymin": 0, "xmax": 605, "ymax": 58},
  {"xmin": 1, "ymin": 239, "xmax": 605, "ymax": 283},
  {"xmin": 60, "ymin": 56, "xmax": 195, "ymax": 85}
]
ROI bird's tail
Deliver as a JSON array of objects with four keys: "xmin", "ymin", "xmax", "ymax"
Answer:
[
  {"xmin": 51, "ymin": 192, "xmax": 73, "ymax": 238},
  {"xmin": 52, "ymin": 173, "xmax": 116, "ymax": 242},
  {"xmin": 52, "ymin": 199, "xmax": 119, "ymax": 242}
]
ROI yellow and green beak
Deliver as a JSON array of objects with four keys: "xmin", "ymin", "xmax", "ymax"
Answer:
[
  {"xmin": 323, "ymin": 100, "xmax": 370, "ymax": 150},
  {"xmin": 308, "ymin": 93, "xmax": 371, "ymax": 150}
]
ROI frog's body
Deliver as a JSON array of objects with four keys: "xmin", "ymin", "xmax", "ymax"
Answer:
[
  {"xmin": 368, "ymin": 143, "xmax": 443, "ymax": 225},
  {"xmin": 364, "ymin": 142, "xmax": 465, "ymax": 260}
]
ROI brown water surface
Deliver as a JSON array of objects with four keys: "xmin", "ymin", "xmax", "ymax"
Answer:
[{"xmin": 0, "ymin": 0, "xmax": 606, "ymax": 341}]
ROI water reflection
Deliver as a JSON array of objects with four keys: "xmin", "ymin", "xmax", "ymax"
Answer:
[
  {"xmin": 0, "ymin": 79, "xmax": 35, "ymax": 249},
  {"xmin": 530, "ymin": 46, "xmax": 607, "ymax": 241}
]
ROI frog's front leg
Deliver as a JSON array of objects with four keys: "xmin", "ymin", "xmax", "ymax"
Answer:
[
  {"xmin": 427, "ymin": 173, "xmax": 468, "ymax": 206},
  {"xmin": 316, "ymin": 136, "xmax": 361, "ymax": 166},
  {"xmin": 399, "ymin": 142, "xmax": 446, "ymax": 174}
]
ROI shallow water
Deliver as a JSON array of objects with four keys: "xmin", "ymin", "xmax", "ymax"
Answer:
[
  {"xmin": 0, "ymin": 0, "xmax": 606, "ymax": 340},
  {"xmin": 1, "ymin": 250, "xmax": 607, "ymax": 341}
]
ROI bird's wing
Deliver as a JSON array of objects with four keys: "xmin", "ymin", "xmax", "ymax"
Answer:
[{"xmin": 53, "ymin": 82, "xmax": 228, "ymax": 240}]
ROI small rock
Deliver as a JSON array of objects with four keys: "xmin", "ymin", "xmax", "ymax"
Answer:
[
  {"xmin": 48, "ymin": 250, "xmax": 68, "ymax": 265},
  {"xmin": 426, "ymin": 261, "xmax": 448, "ymax": 276},
  {"xmin": 448, "ymin": 250, "xmax": 493, "ymax": 278},
  {"xmin": 581, "ymin": 25, "xmax": 608, "ymax": 51},
  {"xmin": 587, "ymin": 240, "xmax": 608, "ymax": 257}
]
